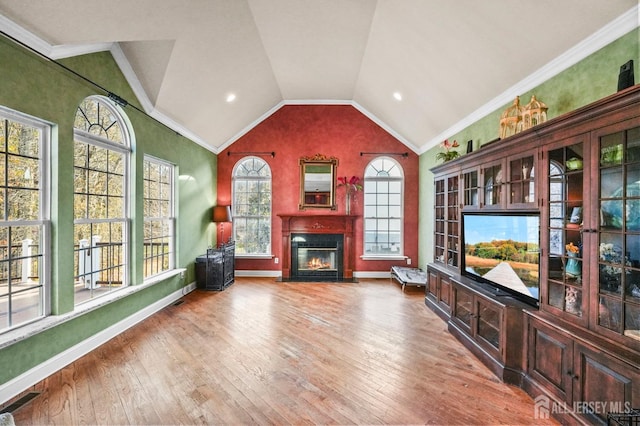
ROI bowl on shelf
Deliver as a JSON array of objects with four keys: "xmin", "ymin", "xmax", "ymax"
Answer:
[{"xmin": 566, "ymin": 157, "xmax": 583, "ymax": 170}]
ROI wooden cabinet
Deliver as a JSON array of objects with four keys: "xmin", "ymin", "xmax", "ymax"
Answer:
[
  {"xmin": 427, "ymin": 85, "xmax": 640, "ymax": 424},
  {"xmin": 592, "ymin": 122, "xmax": 640, "ymax": 348},
  {"xmin": 538, "ymin": 117, "xmax": 640, "ymax": 348},
  {"xmin": 433, "ymin": 173, "xmax": 459, "ymax": 269},
  {"xmin": 481, "ymin": 159, "xmax": 504, "ymax": 209},
  {"xmin": 507, "ymin": 153, "xmax": 537, "ymax": 208},
  {"xmin": 195, "ymin": 242, "xmax": 235, "ymax": 291},
  {"xmin": 449, "ymin": 278, "xmax": 527, "ymax": 385},
  {"xmin": 525, "ymin": 312, "xmax": 640, "ymax": 425},
  {"xmin": 540, "ymin": 133, "xmax": 591, "ymax": 325},
  {"xmin": 426, "ymin": 265, "xmax": 452, "ymax": 320}
]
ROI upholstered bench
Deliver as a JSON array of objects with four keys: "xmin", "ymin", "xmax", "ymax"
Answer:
[{"xmin": 390, "ymin": 266, "xmax": 427, "ymax": 291}]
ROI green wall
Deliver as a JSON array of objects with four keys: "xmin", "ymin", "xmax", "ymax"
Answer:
[
  {"xmin": 419, "ymin": 28, "xmax": 640, "ymax": 269},
  {"xmin": 0, "ymin": 36, "xmax": 218, "ymax": 385}
]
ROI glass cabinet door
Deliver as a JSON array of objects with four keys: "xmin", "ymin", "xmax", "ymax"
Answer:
[
  {"xmin": 546, "ymin": 141, "xmax": 586, "ymax": 319},
  {"xmin": 446, "ymin": 175, "xmax": 459, "ymax": 267},
  {"xmin": 463, "ymin": 168, "xmax": 479, "ymax": 208},
  {"xmin": 454, "ymin": 286, "xmax": 473, "ymax": 330},
  {"xmin": 477, "ymin": 299, "xmax": 501, "ymax": 350},
  {"xmin": 508, "ymin": 155, "xmax": 536, "ymax": 206},
  {"xmin": 434, "ymin": 174, "xmax": 459, "ymax": 268},
  {"xmin": 597, "ymin": 126, "xmax": 640, "ymax": 344},
  {"xmin": 482, "ymin": 162, "xmax": 503, "ymax": 207},
  {"xmin": 434, "ymin": 178, "xmax": 445, "ymax": 264}
]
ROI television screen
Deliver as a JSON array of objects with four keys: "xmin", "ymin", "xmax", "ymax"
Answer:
[{"xmin": 462, "ymin": 213, "xmax": 540, "ymax": 306}]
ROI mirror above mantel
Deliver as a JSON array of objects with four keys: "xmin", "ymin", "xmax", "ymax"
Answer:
[{"xmin": 299, "ymin": 154, "xmax": 338, "ymax": 210}]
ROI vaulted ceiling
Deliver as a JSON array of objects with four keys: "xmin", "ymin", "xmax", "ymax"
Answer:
[{"xmin": 0, "ymin": 1, "xmax": 637, "ymax": 154}]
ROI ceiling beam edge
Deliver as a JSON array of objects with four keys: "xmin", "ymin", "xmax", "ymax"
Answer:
[
  {"xmin": 419, "ymin": 5, "xmax": 640, "ymax": 155},
  {"xmin": 0, "ymin": 13, "xmax": 52, "ymax": 56}
]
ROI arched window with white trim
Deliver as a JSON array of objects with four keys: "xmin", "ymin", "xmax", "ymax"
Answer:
[
  {"xmin": 232, "ymin": 156, "xmax": 272, "ymax": 256},
  {"xmin": 363, "ymin": 157, "xmax": 404, "ymax": 256},
  {"xmin": 73, "ymin": 96, "xmax": 131, "ymax": 304}
]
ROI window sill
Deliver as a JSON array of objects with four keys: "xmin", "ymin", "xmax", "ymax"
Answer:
[
  {"xmin": 0, "ymin": 268, "xmax": 186, "ymax": 350},
  {"xmin": 361, "ymin": 255, "xmax": 407, "ymax": 261}
]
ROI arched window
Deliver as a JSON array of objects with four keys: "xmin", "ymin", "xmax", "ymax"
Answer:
[
  {"xmin": 232, "ymin": 157, "xmax": 272, "ymax": 256},
  {"xmin": 363, "ymin": 157, "xmax": 404, "ymax": 256},
  {"xmin": 73, "ymin": 96, "xmax": 131, "ymax": 304}
]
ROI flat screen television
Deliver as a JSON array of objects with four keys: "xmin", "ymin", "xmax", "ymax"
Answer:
[{"xmin": 462, "ymin": 212, "xmax": 540, "ymax": 307}]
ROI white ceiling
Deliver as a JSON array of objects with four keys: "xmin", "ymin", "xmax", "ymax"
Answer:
[{"xmin": 0, "ymin": 1, "xmax": 637, "ymax": 154}]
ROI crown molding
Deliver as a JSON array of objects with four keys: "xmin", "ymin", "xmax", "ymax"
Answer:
[
  {"xmin": 219, "ymin": 98, "xmax": 421, "ymax": 155},
  {"xmin": 216, "ymin": 101, "xmax": 287, "ymax": 154},
  {"xmin": 350, "ymin": 101, "xmax": 421, "ymax": 154},
  {"xmin": 420, "ymin": 5, "xmax": 640, "ymax": 155},
  {"xmin": 2, "ymin": 6, "xmax": 637, "ymax": 157},
  {"xmin": 0, "ymin": 13, "xmax": 51, "ymax": 55},
  {"xmin": 49, "ymin": 42, "xmax": 112, "ymax": 59}
]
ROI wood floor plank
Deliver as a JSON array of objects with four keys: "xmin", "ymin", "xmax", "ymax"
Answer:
[{"xmin": 9, "ymin": 278, "xmax": 558, "ymax": 425}]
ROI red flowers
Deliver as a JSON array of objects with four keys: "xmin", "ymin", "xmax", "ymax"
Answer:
[
  {"xmin": 442, "ymin": 139, "xmax": 460, "ymax": 151},
  {"xmin": 436, "ymin": 139, "xmax": 460, "ymax": 162},
  {"xmin": 337, "ymin": 175, "xmax": 362, "ymax": 194}
]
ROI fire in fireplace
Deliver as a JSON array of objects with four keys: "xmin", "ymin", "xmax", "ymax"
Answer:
[{"xmin": 291, "ymin": 233, "xmax": 343, "ymax": 281}]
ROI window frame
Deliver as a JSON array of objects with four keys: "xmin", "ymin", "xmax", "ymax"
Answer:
[
  {"xmin": 0, "ymin": 106, "xmax": 51, "ymax": 333},
  {"xmin": 73, "ymin": 96, "xmax": 131, "ymax": 305},
  {"xmin": 232, "ymin": 156, "xmax": 272, "ymax": 258},
  {"xmin": 142, "ymin": 155, "xmax": 176, "ymax": 280},
  {"xmin": 362, "ymin": 156, "xmax": 405, "ymax": 260}
]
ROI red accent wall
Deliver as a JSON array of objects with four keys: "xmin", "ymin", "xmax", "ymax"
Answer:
[{"xmin": 216, "ymin": 104, "xmax": 419, "ymax": 273}]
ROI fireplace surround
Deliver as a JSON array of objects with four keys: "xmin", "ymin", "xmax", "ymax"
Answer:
[
  {"xmin": 291, "ymin": 233, "xmax": 343, "ymax": 281},
  {"xmin": 279, "ymin": 214, "xmax": 356, "ymax": 281}
]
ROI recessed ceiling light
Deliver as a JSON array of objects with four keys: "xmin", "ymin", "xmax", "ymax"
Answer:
[
  {"xmin": 226, "ymin": 93, "xmax": 236, "ymax": 103},
  {"xmin": 393, "ymin": 92, "xmax": 402, "ymax": 101}
]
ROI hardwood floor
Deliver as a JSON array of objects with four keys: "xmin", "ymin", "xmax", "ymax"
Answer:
[{"xmin": 9, "ymin": 278, "xmax": 557, "ymax": 425}]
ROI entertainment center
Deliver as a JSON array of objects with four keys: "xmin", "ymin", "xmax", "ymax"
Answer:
[{"xmin": 427, "ymin": 85, "xmax": 640, "ymax": 424}]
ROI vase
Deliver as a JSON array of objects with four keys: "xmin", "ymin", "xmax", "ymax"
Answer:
[
  {"xmin": 345, "ymin": 191, "xmax": 351, "ymax": 215},
  {"xmin": 566, "ymin": 253, "xmax": 581, "ymax": 277}
]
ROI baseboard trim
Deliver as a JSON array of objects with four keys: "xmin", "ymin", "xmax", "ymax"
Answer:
[
  {"xmin": 235, "ymin": 270, "xmax": 281, "ymax": 277},
  {"xmin": 234, "ymin": 270, "xmax": 393, "ymax": 279},
  {"xmin": 0, "ymin": 282, "xmax": 196, "ymax": 405},
  {"xmin": 354, "ymin": 271, "xmax": 392, "ymax": 279}
]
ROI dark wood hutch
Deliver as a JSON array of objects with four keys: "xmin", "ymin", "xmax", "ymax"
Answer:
[{"xmin": 427, "ymin": 85, "xmax": 640, "ymax": 425}]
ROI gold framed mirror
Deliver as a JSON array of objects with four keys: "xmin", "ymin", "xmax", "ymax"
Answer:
[{"xmin": 299, "ymin": 154, "xmax": 338, "ymax": 210}]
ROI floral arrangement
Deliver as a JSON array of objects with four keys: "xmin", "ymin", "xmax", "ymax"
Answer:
[
  {"xmin": 337, "ymin": 176, "xmax": 362, "ymax": 194},
  {"xmin": 566, "ymin": 242, "xmax": 580, "ymax": 255},
  {"xmin": 436, "ymin": 139, "xmax": 460, "ymax": 162},
  {"xmin": 599, "ymin": 243, "xmax": 631, "ymax": 276}
]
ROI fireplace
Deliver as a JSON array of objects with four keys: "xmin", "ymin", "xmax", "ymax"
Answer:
[
  {"xmin": 278, "ymin": 214, "xmax": 356, "ymax": 281},
  {"xmin": 291, "ymin": 233, "xmax": 343, "ymax": 281}
]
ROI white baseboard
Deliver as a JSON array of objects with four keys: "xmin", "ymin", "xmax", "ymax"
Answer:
[
  {"xmin": 234, "ymin": 270, "xmax": 392, "ymax": 279},
  {"xmin": 235, "ymin": 270, "xmax": 281, "ymax": 277},
  {"xmin": 0, "ymin": 282, "xmax": 196, "ymax": 405},
  {"xmin": 354, "ymin": 271, "xmax": 392, "ymax": 279}
]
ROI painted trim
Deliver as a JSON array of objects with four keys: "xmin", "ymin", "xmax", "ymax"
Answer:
[
  {"xmin": 360, "ymin": 255, "xmax": 407, "ymax": 261},
  {"xmin": 419, "ymin": 5, "xmax": 640, "ymax": 154},
  {"xmin": 2, "ymin": 5, "xmax": 637, "ymax": 156},
  {"xmin": 50, "ymin": 42, "xmax": 113, "ymax": 60},
  {"xmin": 354, "ymin": 271, "xmax": 391, "ymax": 279},
  {"xmin": 235, "ymin": 270, "xmax": 281, "ymax": 278},
  {"xmin": 0, "ymin": 281, "xmax": 196, "ymax": 405},
  {"xmin": 233, "ymin": 270, "xmax": 393, "ymax": 279},
  {"xmin": 0, "ymin": 14, "xmax": 51, "ymax": 56},
  {"xmin": 216, "ymin": 101, "xmax": 287, "ymax": 153}
]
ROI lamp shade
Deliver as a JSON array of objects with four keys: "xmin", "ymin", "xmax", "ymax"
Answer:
[{"xmin": 213, "ymin": 205, "xmax": 232, "ymax": 223}]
